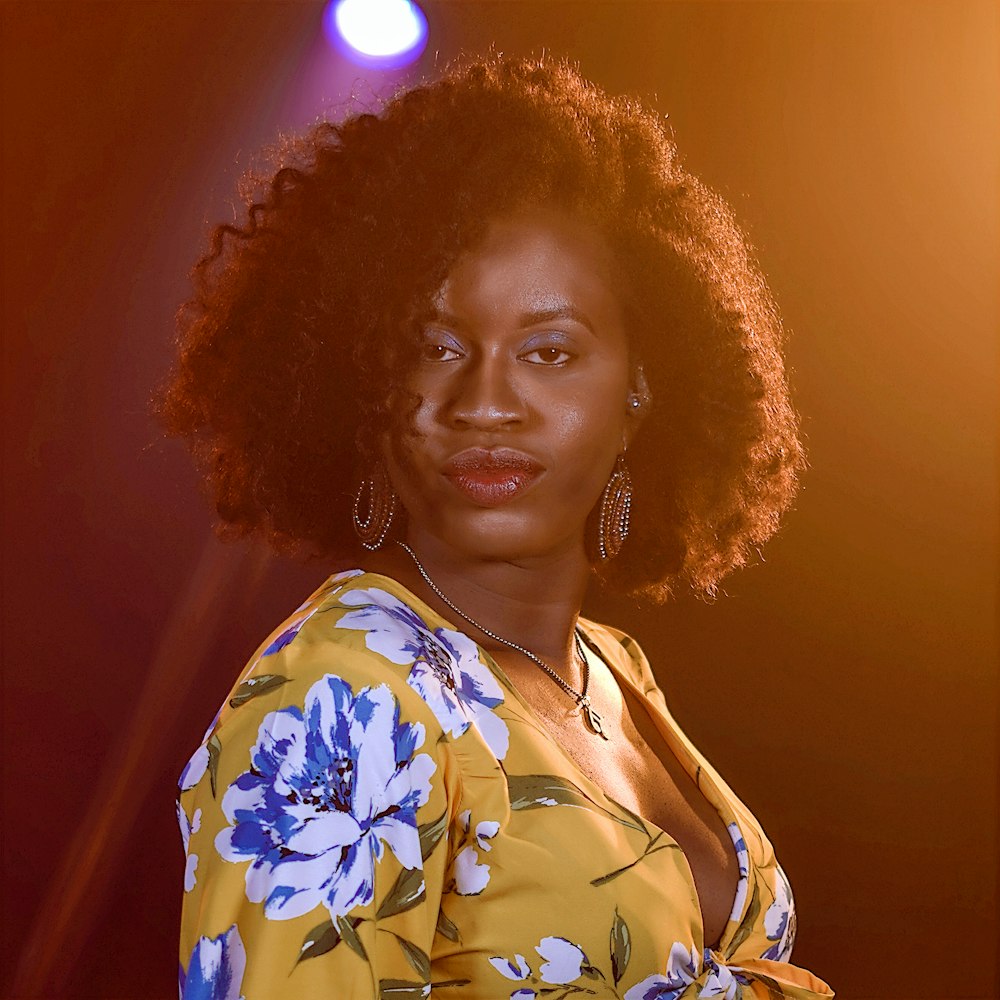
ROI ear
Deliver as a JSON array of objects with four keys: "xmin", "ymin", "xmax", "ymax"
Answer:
[{"xmin": 621, "ymin": 362, "xmax": 651, "ymax": 450}]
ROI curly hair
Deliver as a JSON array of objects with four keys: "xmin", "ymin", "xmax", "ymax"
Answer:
[{"xmin": 157, "ymin": 54, "xmax": 804, "ymax": 602}]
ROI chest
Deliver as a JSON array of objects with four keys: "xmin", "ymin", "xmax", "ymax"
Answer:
[{"xmin": 493, "ymin": 651, "xmax": 741, "ymax": 949}]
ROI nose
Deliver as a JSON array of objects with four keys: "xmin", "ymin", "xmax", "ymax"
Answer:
[{"xmin": 446, "ymin": 351, "xmax": 525, "ymax": 430}]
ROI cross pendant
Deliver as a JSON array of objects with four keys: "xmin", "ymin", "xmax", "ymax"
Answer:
[{"xmin": 578, "ymin": 694, "xmax": 610, "ymax": 740}]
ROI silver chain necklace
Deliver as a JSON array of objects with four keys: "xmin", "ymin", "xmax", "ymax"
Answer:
[{"xmin": 397, "ymin": 541, "xmax": 609, "ymax": 739}]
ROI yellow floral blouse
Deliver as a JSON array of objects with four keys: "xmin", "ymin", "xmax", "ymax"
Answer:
[{"xmin": 178, "ymin": 570, "xmax": 833, "ymax": 999}]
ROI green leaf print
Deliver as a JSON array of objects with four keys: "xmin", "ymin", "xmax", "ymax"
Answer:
[
  {"xmin": 726, "ymin": 879, "xmax": 761, "ymax": 958},
  {"xmin": 336, "ymin": 914, "xmax": 369, "ymax": 960},
  {"xmin": 534, "ymin": 984, "xmax": 600, "ymax": 998},
  {"xmin": 507, "ymin": 773, "xmax": 592, "ymax": 810},
  {"xmin": 435, "ymin": 909, "xmax": 461, "ymax": 943},
  {"xmin": 376, "ymin": 866, "xmax": 426, "ymax": 920},
  {"xmin": 395, "ymin": 936, "xmax": 431, "ymax": 979},
  {"xmin": 207, "ymin": 733, "xmax": 222, "ymax": 798},
  {"xmin": 229, "ymin": 672, "xmax": 289, "ymax": 708},
  {"xmin": 378, "ymin": 979, "xmax": 429, "ymax": 998},
  {"xmin": 609, "ymin": 909, "xmax": 631, "ymax": 986},
  {"xmin": 507, "ymin": 774, "xmax": 645, "ymax": 833},
  {"xmin": 751, "ymin": 973, "xmax": 787, "ymax": 999},
  {"xmin": 607, "ymin": 799, "xmax": 650, "ymax": 837},
  {"xmin": 418, "ymin": 811, "xmax": 448, "ymax": 862},
  {"xmin": 591, "ymin": 831, "xmax": 681, "ymax": 887},
  {"xmin": 297, "ymin": 918, "xmax": 340, "ymax": 964},
  {"xmin": 617, "ymin": 635, "xmax": 639, "ymax": 658},
  {"xmin": 297, "ymin": 914, "xmax": 366, "ymax": 965}
]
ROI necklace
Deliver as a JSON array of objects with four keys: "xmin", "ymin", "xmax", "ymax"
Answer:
[{"xmin": 397, "ymin": 541, "xmax": 609, "ymax": 739}]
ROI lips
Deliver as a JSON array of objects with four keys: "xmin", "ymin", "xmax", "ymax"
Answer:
[{"xmin": 442, "ymin": 448, "xmax": 544, "ymax": 507}]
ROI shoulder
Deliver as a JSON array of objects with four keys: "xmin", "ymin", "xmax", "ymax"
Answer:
[
  {"xmin": 226, "ymin": 570, "xmax": 464, "ymax": 737},
  {"xmin": 176, "ymin": 573, "xmax": 470, "ymax": 988},
  {"xmin": 177, "ymin": 573, "xmax": 444, "ymax": 794},
  {"xmin": 179, "ymin": 569, "xmax": 514, "ymax": 798}
]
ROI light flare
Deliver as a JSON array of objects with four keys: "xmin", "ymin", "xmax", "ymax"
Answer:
[{"xmin": 325, "ymin": 0, "xmax": 428, "ymax": 68}]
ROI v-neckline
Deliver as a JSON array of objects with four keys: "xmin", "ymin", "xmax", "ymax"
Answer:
[
  {"xmin": 333, "ymin": 569, "xmax": 750, "ymax": 955},
  {"xmin": 573, "ymin": 623, "xmax": 749, "ymax": 953}
]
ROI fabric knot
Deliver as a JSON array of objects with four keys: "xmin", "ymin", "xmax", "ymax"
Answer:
[
  {"xmin": 695, "ymin": 950, "xmax": 753, "ymax": 998},
  {"xmin": 624, "ymin": 943, "xmax": 837, "ymax": 1000},
  {"xmin": 623, "ymin": 943, "xmax": 752, "ymax": 1000}
]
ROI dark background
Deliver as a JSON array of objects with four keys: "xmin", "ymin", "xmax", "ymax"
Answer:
[{"xmin": 3, "ymin": 2, "xmax": 997, "ymax": 997}]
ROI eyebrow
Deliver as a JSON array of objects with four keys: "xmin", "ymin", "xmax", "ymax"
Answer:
[
  {"xmin": 518, "ymin": 306, "xmax": 594, "ymax": 334},
  {"xmin": 425, "ymin": 304, "xmax": 595, "ymax": 334}
]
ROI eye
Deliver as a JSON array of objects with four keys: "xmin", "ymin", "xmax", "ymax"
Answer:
[
  {"xmin": 419, "ymin": 329, "xmax": 464, "ymax": 363},
  {"xmin": 421, "ymin": 342, "xmax": 463, "ymax": 362},
  {"xmin": 521, "ymin": 345, "xmax": 574, "ymax": 366}
]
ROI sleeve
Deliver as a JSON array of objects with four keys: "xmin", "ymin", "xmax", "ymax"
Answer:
[{"xmin": 176, "ymin": 632, "xmax": 463, "ymax": 1000}]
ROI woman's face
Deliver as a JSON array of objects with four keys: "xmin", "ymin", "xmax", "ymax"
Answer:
[{"xmin": 387, "ymin": 208, "xmax": 643, "ymax": 565}]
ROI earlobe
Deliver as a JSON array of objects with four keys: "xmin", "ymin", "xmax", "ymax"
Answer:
[
  {"xmin": 622, "ymin": 363, "xmax": 652, "ymax": 448},
  {"xmin": 630, "ymin": 363, "xmax": 652, "ymax": 410}
]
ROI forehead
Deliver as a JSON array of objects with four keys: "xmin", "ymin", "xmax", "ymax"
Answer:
[{"xmin": 433, "ymin": 209, "xmax": 625, "ymax": 329}]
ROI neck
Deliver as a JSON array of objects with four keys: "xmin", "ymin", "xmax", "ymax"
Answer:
[{"xmin": 366, "ymin": 530, "xmax": 591, "ymax": 666}]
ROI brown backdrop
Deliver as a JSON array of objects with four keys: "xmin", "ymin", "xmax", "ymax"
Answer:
[{"xmin": 3, "ymin": 2, "xmax": 997, "ymax": 998}]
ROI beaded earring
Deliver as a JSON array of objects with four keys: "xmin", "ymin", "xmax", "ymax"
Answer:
[
  {"xmin": 597, "ymin": 454, "xmax": 632, "ymax": 561},
  {"xmin": 352, "ymin": 467, "xmax": 397, "ymax": 551}
]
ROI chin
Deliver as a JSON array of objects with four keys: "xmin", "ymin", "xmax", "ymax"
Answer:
[{"xmin": 429, "ymin": 506, "xmax": 582, "ymax": 563}]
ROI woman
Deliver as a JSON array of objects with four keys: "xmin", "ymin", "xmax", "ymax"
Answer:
[{"xmin": 163, "ymin": 56, "xmax": 833, "ymax": 999}]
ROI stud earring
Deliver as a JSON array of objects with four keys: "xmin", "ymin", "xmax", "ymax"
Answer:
[
  {"xmin": 628, "ymin": 365, "xmax": 652, "ymax": 414},
  {"xmin": 597, "ymin": 454, "xmax": 632, "ymax": 561},
  {"xmin": 352, "ymin": 467, "xmax": 397, "ymax": 551}
]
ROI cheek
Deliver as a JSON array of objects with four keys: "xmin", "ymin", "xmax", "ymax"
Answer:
[
  {"xmin": 409, "ymin": 395, "xmax": 438, "ymax": 440},
  {"xmin": 564, "ymin": 368, "xmax": 631, "ymax": 442},
  {"xmin": 549, "ymin": 397, "xmax": 627, "ymax": 486},
  {"xmin": 401, "ymin": 371, "xmax": 449, "ymax": 440}
]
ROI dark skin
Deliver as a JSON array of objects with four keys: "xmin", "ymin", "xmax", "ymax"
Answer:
[{"xmin": 366, "ymin": 208, "xmax": 739, "ymax": 949}]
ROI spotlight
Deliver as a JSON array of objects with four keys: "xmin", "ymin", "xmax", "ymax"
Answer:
[{"xmin": 325, "ymin": 0, "xmax": 428, "ymax": 69}]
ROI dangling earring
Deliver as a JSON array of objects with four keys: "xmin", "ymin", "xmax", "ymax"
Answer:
[
  {"xmin": 353, "ymin": 466, "xmax": 397, "ymax": 551},
  {"xmin": 597, "ymin": 454, "xmax": 632, "ymax": 561}
]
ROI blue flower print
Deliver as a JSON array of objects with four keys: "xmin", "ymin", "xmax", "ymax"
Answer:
[
  {"xmin": 727, "ymin": 821, "xmax": 750, "ymax": 925},
  {"xmin": 624, "ymin": 942, "xmax": 751, "ymax": 1000},
  {"xmin": 261, "ymin": 617, "xmax": 312, "ymax": 657},
  {"xmin": 698, "ymin": 958, "xmax": 752, "ymax": 999},
  {"xmin": 179, "ymin": 924, "xmax": 246, "ymax": 1000},
  {"xmin": 179, "ymin": 710, "xmax": 222, "ymax": 793},
  {"xmin": 215, "ymin": 674, "xmax": 435, "ymax": 921},
  {"xmin": 491, "ymin": 952, "xmax": 531, "ymax": 980},
  {"xmin": 261, "ymin": 570, "xmax": 364, "ymax": 656},
  {"xmin": 536, "ymin": 936, "xmax": 588, "ymax": 984},
  {"xmin": 490, "ymin": 953, "xmax": 536, "ymax": 1000},
  {"xmin": 762, "ymin": 864, "xmax": 797, "ymax": 962},
  {"xmin": 260, "ymin": 602, "xmax": 321, "ymax": 658},
  {"xmin": 177, "ymin": 799, "xmax": 202, "ymax": 892},
  {"xmin": 338, "ymin": 587, "xmax": 510, "ymax": 760},
  {"xmin": 623, "ymin": 941, "xmax": 701, "ymax": 1000},
  {"xmin": 453, "ymin": 808, "xmax": 500, "ymax": 895},
  {"xmin": 489, "ymin": 937, "xmax": 591, "ymax": 998},
  {"xmin": 180, "ymin": 745, "xmax": 210, "ymax": 793}
]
